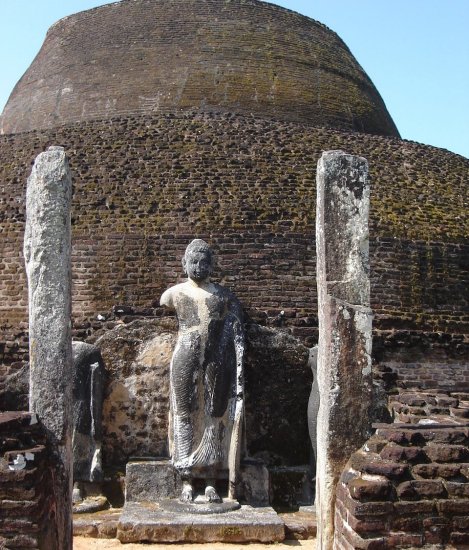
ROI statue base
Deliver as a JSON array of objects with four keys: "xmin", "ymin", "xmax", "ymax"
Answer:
[
  {"xmin": 159, "ymin": 497, "xmax": 240, "ymax": 514},
  {"xmin": 117, "ymin": 501, "xmax": 285, "ymax": 543},
  {"xmin": 118, "ymin": 458, "xmax": 282, "ymax": 542},
  {"xmin": 125, "ymin": 458, "xmax": 270, "ymax": 506}
]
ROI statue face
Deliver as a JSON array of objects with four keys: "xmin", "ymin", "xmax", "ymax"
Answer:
[{"xmin": 184, "ymin": 249, "xmax": 212, "ymax": 282}]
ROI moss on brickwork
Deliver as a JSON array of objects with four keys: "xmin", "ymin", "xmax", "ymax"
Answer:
[
  {"xmin": 0, "ymin": 112, "xmax": 467, "ymax": 358},
  {"xmin": 2, "ymin": 112, "xmax": 465, "ymax": 240}
]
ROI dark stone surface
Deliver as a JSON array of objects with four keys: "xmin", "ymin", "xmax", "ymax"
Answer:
[
  {"xmin": 270, "ymin": 466, "xmax": 313, "ymax": 509},
  {"xmin": 79, "ymin": 317, "xmax": 314, "ymax": 472},
  {"xmin": 72, "ymin": 341, "xmax": 105, "ymax": 482},
  {"xmin": 160, "ymin": 240, "xmax": 245, "ymax": 495},
  {"xmin": 244, "ymin": 323, "xmax": 312, "ymax": 466},
  {"xmin": 125, "ymin": 461, "xmax": 181, "ymax": 503},
  {"xmin": 0, "ymin": 364, "xmax": 28, "ymax": 412},
  {"xmin": 125, "ymin": 459, "xmax": 271, "ymax": 507}
]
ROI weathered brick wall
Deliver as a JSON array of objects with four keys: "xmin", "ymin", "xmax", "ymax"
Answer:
[
  {"xmin": 0, "ymin": 412, "xmax": 61, "ymax": 549},
  {"xmin": 0, "ymin": 0, "xmax": 398, "ymax": 136},
  {"xmin": 334, "ymin": 391, "xmax": 469, "ymax": 549},
  {"xmin": 0, "ymin": 113, "xmax": 467, "ymax": 393}
]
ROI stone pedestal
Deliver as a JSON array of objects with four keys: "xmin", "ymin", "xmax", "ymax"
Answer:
[
  {"xmin": 125, "ymin": 458, "xmax": 270, "ymax": 505},
  {"xmin": 121, "ymin": 459, "xmax": 280, "ymax": 542},
  {"xmin": 117, "ymin": 502, "xmax": 285, "ymax": 543},
  {"xmin": 315, "ymin": 150, "xmax": 373, "ymax": 549}
]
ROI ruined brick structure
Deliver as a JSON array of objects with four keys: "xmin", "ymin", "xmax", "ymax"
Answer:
[
  {"xmin": 335, "ymin": 391, "xmax": 469, "ymax": 548},
  {"xmin": 0, "ymin": 1, "xmax": 467, "ymax": 546},
  {"xmin": 0, "ymin": 412, "xmax": 64, "ymax": 549}
]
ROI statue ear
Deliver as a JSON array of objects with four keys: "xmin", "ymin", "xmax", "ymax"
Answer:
[{"xmin": 182, "ymin": 255, "xmax": 187, "ymax": 275}]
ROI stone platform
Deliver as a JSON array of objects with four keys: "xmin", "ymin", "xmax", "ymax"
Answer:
[{"xmin": 116, "ymin": 501, "xmax": 285, "ymax": 543}]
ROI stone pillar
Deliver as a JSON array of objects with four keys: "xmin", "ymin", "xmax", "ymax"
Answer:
[
  {"xmin": 24, "ymin": 146, "xmax": 73, "ymax": 549},
  {"xmin": 315, "ymin": 150, "xmax": 373, "ymax": 550}
]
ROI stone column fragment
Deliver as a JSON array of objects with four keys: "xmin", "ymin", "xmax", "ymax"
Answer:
[
  {"xmin": 315, "ymin": 150, "xmax": 373, "ymax": 550},
  {"xmin": 24, "ymin": 146, "xmax": 73, "ymax": 549}
]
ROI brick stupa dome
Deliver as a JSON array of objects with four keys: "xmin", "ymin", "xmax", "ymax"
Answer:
[{"xmin": 0, "ymin": 0, "xmax": 399, "ymax": 136}]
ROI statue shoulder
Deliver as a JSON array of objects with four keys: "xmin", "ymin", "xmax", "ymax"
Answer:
[{"xmin": 160, "ymin": 282, "xmax": 187, "ymax": 307}]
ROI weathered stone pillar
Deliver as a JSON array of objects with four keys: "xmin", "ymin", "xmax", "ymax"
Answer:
[
  {"xmin": 24, "ymin": 146, "xmax": 73, "ymax": 549},
  {"xmin": 315, "ymin": 150, "xmax": 373, "ymax": 549}
]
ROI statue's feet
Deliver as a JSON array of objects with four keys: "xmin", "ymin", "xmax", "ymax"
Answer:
[
  {"xmin": 205, "ymin": 485, "xmax": 222, "ymax": 503},
  {"xmin": 180, "ymin": 481, "xmax": 193, "ymax": 503}
]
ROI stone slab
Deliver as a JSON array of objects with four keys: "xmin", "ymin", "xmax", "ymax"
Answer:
[
  {"xmin": 117, "ymin": 502, "xmax": 285, "ymax": 543},
  {"xmin": 73, "ymin": 508, "xmax": 121, "ymax": 539},
  {"xmin": 279, "ymin": 508, "xmax": 317, "ymax": 540}
]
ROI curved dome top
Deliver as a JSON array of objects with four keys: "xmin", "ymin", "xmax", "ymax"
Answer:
[{"xmin": 0, "ymin": 0, "xmax": 399, "ymax": 136}]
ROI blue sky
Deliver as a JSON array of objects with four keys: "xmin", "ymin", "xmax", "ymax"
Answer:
[{"xmin": 1, "ymin": 0, "xmax": 468, "ymax": 158}]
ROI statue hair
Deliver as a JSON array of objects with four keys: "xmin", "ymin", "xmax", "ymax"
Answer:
[{"xmin": 182, "ymin": 239, "xmax": 213, "ymax": 272}]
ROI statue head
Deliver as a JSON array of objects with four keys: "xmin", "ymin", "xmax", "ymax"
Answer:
[{"xmin": 182, "ymin": 239, "xmax": 213, "ymax": 282}]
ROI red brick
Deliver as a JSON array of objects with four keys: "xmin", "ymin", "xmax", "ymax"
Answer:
[
  {"xmin": 386, "ymin": 532, "xmax": 424, "ymax": 547},
  {"xmin": 445, "ymin": 481, "xmax": 469, "ymax": 498},
  {"xmin": 380, "ymin": 429, "xmax": 422, "ymax": 446},
  {"xmin": 430, "ymin": 427, "xmax": 469, "ymax": 445},
  {"xmin": 394, "ymin": 500, "xmax": 435, "ymax": 515},
  {"xmin": 413, "ymin": 463, "xmax": 463, "ymax": 480},
  {"xmin": 422, "ymin": 516, "xmax": 450, "ymax": 529},
  {"xmin": 423, "ymin": 529, "xmax": 445, "ymax": 545},
  {"xmin": 0, "ymin": 534, "xmax": 39, "ymax": 548},
  {"xmin": 425, "ymin": 444, "xmax": 469, "ymax": 463},
  {"xmin": 397, "ymin": 480, "xmax": 446, "ymax": 500},
  {"xmin": 397, "ymin": 394, "xmax": 428, "ymax": 407},
  {"xmin": 348, "ymin": 478, "xmax": 394, "ymax": 502},
  {"xmin": 362, "ymin": 460, "xmax": 409, "ymax": 480},
  {"xmin": 380, "ymin": 443, "xmax": 424, "ymax": 464},
  {"xmin": 391, "ymin": 515, "xmax": 421, "ymax": 531},
  {"xmin": 0, "ymin": 500, "xmax": 38, "ymax": 519},
  {"xmin": 452, "ymin": 515, "xmax": 469, "ymax": 530},
  {"xmin": 437, "ymin": 499, "xmax": 469, "ymax": 514},
  {"xmin": 341, "ymin": 524, "xmax": 386, "ymax": 550},
  {"xmin": 340, "ymin": 487, "xmax": 394, "ymax": 519},
  {"xmin": 346, "ymin": 514, "xmax": 387, "ymax": 536}
]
